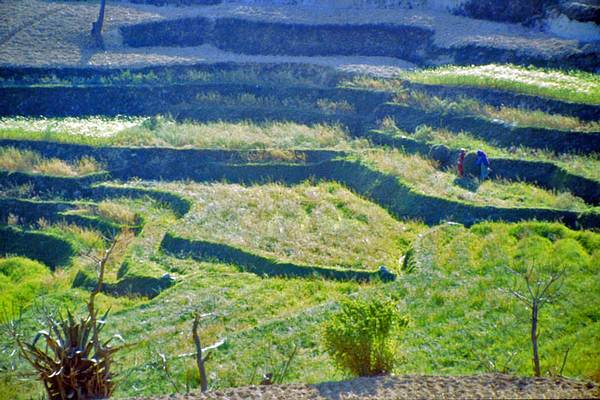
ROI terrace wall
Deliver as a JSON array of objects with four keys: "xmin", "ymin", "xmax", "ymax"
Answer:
[
  {"xmin": 0, "ymin": 226, "xmax": 74, "ymax": 269},
  {"xmin": 121, "ymin": 18, "xmax": 435, "ymax": 64},
  {"xmin": 72, "ymin": 270, "xmax": 175, "ymax": 298}
]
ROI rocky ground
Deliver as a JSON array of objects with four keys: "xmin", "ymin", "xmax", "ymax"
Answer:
[{"xmin": 131, "ymin": 374, "xmax": 600, "ymax": 399}]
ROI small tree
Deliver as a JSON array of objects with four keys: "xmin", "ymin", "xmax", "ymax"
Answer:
[
  {"xmin": 323, "ymin": 296, "xmax": 408, "ymax": 377},
  {"xmin": 91, "ymin": 0, "xmax": 107, "ymax": 49},
  {"xmin": 505, "ymin": 260, "xmax": 566, "ymax": 377},
  {"xmin": 190, "ymin": 311, "xmax": 227, "ymax": 392}
]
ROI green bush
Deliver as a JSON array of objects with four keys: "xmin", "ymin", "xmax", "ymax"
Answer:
[{"xmin": 323, "ymin": 296, "xmax": 408, "ymax": 376}]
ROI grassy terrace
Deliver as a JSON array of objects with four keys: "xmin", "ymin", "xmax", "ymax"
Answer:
[
  {"xmin": 0, "ymin": 117, "xmax": 362, "ymax": 150},
  {"xmin": 342, "ymin": 77, "xmax": 600, "ymax": 132},
  {"xmin": 344, "ymin": 64, "xmax": 600, "ymax": 105},
  {"xmin": 1, "ymin": 118, "xmax": 595, "ymax": 212},
  {"xmin": 127, "ymin": 181, "xmax": 424, "ymax": 271},
  {"xmin": 396, "ymin": 221, "xmax": 600, "ymax": 379},
  {"xmin": 383, "ymin": 123, "xmax": 600, "ymax": 182},
  {"xmin": 3, "ymin": 64, "xmax": 597, "ymax": 107},
  {"xmin": 3, "ymin": 116, "xmax": 599, "ymax": 185},
  {"xmin": 1, "ymin": 60, "xmax": 599, "ymax": 400},
  {"xmin": 3, "ymin": 220, "xmax": 599, "ymax": 397},
  {"xmin": 358, "ymin": 150, "xmax": 592, "ymax": 211},
  {"xmin": 0, "ymin": 191, "xmax": 372, "ymax": 398}
]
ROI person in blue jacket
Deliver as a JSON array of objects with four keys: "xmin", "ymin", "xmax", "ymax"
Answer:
[{"xmin": 476, "ymin": 150, "xmax": 490, "ymax": 180}]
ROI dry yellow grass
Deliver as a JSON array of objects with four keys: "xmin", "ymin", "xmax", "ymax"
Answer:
[
  {"xmin": 0, "ymin": 147, "xmax": 103, "ymax": 176},
  {"xmin": 129, "ymin": 180, "xmax": 425, "ymax": 270},
  {"xmin": 113, "ymin": 119, "xmax": 358, "ymax": 150},
  {"xmin": 96, "ymin": 201, "xmax": 138, "ymax": 226}
]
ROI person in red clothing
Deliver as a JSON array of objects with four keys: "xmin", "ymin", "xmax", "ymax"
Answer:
[{"xmin": 457, "ymin": 148, "xmax": 466, "ymax": 177}]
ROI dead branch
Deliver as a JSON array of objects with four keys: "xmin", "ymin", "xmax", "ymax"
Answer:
[{"xmin": 158, "ymin": 351, "xmax": 180, "ymax": 393}]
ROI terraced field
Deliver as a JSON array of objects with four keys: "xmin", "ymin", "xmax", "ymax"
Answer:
[{"xmin": 0, "ymin": 2, "xmax": 599, "ymax": 399}]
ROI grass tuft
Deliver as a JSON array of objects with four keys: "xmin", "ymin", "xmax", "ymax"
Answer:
[
  {"xmin": 0, "ymin": 147, "xmax": 103, "ymax": 176},
  {"xmin": 94, "ymin": 201, "xmax": 139, "ymax": 226}
]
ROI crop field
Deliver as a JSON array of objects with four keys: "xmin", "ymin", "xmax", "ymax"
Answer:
[{"xmin": 0, "ymin": 56, "xmax": 599, "ymax": 400}]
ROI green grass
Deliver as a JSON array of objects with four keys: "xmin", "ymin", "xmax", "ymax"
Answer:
[
  {"xmin": 0, "ymin": 194, "xmax": 369, "ymax": 398},
  {"xmin": 0, "ymin": 118, "xmax": 363, "ymax": 150},
  {"xmin": 0, "ymin": 146, "xmax": 102, "ymax": 176},
  {"xmin": 385, "ymin": 124, "xmax": 600, "ymax": 182},
  {"xmin": 105, "ymin": 262, "xmax": 361, "ymax": 395},
  {"xmin": 359, "ymin": 149, "xmax": 591, "ymax": 211},
  {"xmin": 395, "ymin": 221, "xmax": 600, "ymax": 379},
  {"xmin": 127, "ymin": 180, "xmax": 424, "ymax": 271},
  {"xmin": 0, "ymin": 257, "xmax": 52, "ymax": 316},
  {"xmin": 0, "ymin": 253, "xmax": 144, "ymax": 399},
  {"xmin": 0, "ymin": 64, "xmax": 342, "ymax": 88},
  {"xmin": 344, "ymin": 64, "xmax": 600, "ymax": 105},
  {"xmin": 4, "ymin": 220, "xmax": 598, "ymax": 399}
]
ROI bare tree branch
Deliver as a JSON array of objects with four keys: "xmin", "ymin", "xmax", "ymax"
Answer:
[{"xmin": 192, "ymin": 312, "xmax": 209, "ymax": 392}]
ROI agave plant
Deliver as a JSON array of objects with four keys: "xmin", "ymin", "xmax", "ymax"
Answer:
[{"xmin": 16, "ymin": 310, "xmax": 121, "ymax": 400}]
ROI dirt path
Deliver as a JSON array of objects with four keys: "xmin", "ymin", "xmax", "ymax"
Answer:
[{"xmin": 129, "ymin": 374, "xmax": 599, "ymax": 399}]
